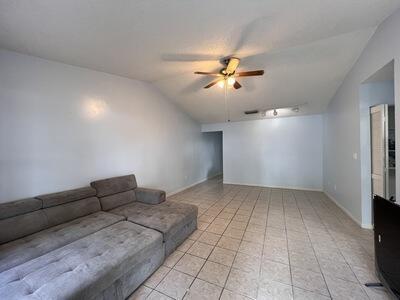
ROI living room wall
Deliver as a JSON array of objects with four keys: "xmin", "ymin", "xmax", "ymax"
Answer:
[
  {"xmin": 323, "ymin": 8, "xmax": 400, "ymax": 227},
  {"xmin": 0, "ymin": 49, "xmax": 220, "ymax": 202},
  {"xmin": 202, "ymin": 115, "xmax": 323, "ymax": 190}
]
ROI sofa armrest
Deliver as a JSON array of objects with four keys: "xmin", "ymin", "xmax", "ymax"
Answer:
[{"xmin": 135, "ymin": 187, "xmax": 166, "ymax": 205}]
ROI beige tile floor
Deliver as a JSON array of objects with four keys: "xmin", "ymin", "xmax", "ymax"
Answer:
[{"xmin": 129, "ymin": 177, "xmax": 390, "ymax": 300}]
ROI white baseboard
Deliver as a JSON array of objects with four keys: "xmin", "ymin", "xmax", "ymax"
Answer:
[
  {"xmin": 361, "ymin": 223, "xmax": 374, "ymax": 230},
  {"xmin": 167, "ymin": 178, "xmax": 207, "ymax": 197},
  {"xmin": 167, "ymin": 173, "xmax": 222, "ymax": 197},
  {"xmin": 222, "ymin": 181, "xmax": 323, "ymax": 192},
  {"xmin": 324, "ymin": 192, "xmax": 373, "ymax": 229}
]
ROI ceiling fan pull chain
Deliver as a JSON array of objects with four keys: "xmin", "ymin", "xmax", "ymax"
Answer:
[{"xmin": 224, "ymin": 82, "xmax": 230, "ymax": 122}]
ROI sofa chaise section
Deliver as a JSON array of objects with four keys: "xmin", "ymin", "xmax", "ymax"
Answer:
[
  {"xmin": 0, "ymin": 221, "xmax": 164, "ymax": 300},
  {"xmin": 0, "ymin": 187, "xmax": 124, "ymax": 272},
  {"xmin": 0, "ymin": 173, "xmax": 196, "ymax": 299},
  {"xmin": 91, "ymin": 175, "xmax": 198, "ymax": 255}
]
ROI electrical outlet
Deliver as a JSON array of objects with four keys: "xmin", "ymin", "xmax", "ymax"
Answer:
[
  {"xmin": 353, "ymin": 152, "xmax": 358, "ymax": 160},
  {"xmin": 334, "ymin": 185, "xmax": 337, "ymax": 191}
]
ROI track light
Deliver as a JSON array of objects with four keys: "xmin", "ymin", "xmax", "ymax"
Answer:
[{"xmin": 248, "ymin": 105, "xmax": 304, "ymax": 118}]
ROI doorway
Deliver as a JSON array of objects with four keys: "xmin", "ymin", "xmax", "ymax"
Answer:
[
  {"xmin": 370, "ymin": 104, "xmax": 395, "ymax": 200},
  {"xmin": 202, "ymin": 131, "xmax": 223, "ymax": 180},
  {"xmin": 360, "ymin": 60, "xmax": 395, "ymax": 227}
]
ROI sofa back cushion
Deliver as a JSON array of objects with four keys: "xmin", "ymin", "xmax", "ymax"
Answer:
[
  {"xmin": 37, "ymin": 187, "xmax": 101, "ymax": 227},
  {"xmin": 37, "ymin": 187, "xmax": 96, "ymax": 208},
  {"xmin": 0, "ymin": 198, "xmax": 42, "ymax": 220},
  {"xmin": 99, "ymin": 190, "xmax": 136, "ymax": 211},
  {"xmin": 0, "ymin": 210, "xmax": 48, "ymax": 244},
  {"xmin": 0, "ymin": 198, "xmax": 47, "ymax": 244},
  {"xmin": 91, "ymin": 175, "xmax": 137, "ymax": 210},
  {"xmin": 0, "ymin": 187, "xmax": 101, "ymax": 244},
  {"xmin": 43, "ymin": 197, "xmax": 101, "ymax": 227},
  {"xmin": 91, "ymin": 174, "xmax": 137, "ymax": 197}
]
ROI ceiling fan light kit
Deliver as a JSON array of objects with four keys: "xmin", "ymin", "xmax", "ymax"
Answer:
[
  {"xmin": 216, "ymin": 76, "xmax": 236, "ymax": 89},
  {"xmin": 227, "ymin": 76, "xmax": 236, "ymax": 86}
]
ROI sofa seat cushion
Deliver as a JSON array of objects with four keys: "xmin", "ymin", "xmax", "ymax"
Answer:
[
  {"xmin": 0, "ymin": 212, "xmax": 125, "ymax": 273},
  {"xmin": 157, "ymin": 201, "xmax": 198, "ymax": 217},
  {"xmin": 0, "ymin": 221, "xmax": 163, "ymax": 300},
  {"xmin": 109, "ymin": 201, "xmax": 197, "ymax": 254}
]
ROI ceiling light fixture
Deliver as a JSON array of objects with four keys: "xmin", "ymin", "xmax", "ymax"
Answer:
[
  {"xmin": 195, "ymin": 57, "xmax": 264, "ymax": 90},
  {"xmin": 245, "ymin": 104, "xmax": 306, "ymax": 118},
  {"xmin": 227, "ymin": 76, "xmax": 236, "ymax": 86}
]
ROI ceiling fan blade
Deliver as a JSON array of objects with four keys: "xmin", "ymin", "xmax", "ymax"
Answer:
[
  {"xmin": 233, "ymin": 81, "xmax": 242, "ymax": 89},
  {"xmin": 226, "ymin": 57, "xmax": 240, "ymax": 75},
  {"xmin": 236, "ymin": 70, "xmax": 264, "ymax": 77},
  {"xmin": 204, "ymin": 79, "xmax": 222, "ymax": 89},
  {"xmin": 194, "ymin": 71, "xmax": 222, "ymax": 76}
]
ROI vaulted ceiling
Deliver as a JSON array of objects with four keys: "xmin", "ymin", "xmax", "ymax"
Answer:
[{"xmin": 1, "ymin": 0, "xmax": 399, "ymax": 123}]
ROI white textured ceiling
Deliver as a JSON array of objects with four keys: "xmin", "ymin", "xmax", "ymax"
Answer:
[{"xmin": 0, "ymin": 0, "xmax": 399, "ymax": 123}]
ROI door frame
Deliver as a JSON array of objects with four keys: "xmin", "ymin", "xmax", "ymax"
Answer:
[{"xmin": 370, "ymin": 104, "xmax": 389, "ymax": 199}]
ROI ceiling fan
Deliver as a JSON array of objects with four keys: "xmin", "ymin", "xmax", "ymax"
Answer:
[{"xmin": 194, "ymin": 57, "xmax": 264, "ymax": 89}]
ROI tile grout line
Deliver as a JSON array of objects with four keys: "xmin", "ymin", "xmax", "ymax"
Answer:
[
  {"xmin": 260, "ymin": 187, "xmax": 292, "ymax": 297},
  {"xmin": 216, "ymin": 186, "xmax": 254, "ymax": 299},
  {"xmin": 281, "ymin": 190, "xmax": 296, "ymax": 299},
  {"xmin": 150, "ymin": 183, "xmax": 239, "ymax": 299},
  {"xmin": 136, "ymin": 178, "xmax": 381, "ymax": 300},
  {"xmin": 305, "ymin": 191, "xmax": 351, "ymax": 298},
  {"xmin": 215, "ymin": 186, "xmax": 260, "ymax": 299},
  {"xmin": 181, "ymin": 185, "xmax": 242, "ymax": 299},
  {"xmin": 294, "ymin": 190, "xmax": 333, "ymax": 299},
  {"xmin": 304, "ymin": 191, "xmax": 372, "ymax": 299}
]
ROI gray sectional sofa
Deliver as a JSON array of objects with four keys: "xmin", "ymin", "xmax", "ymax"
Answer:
[{"xmin": 0, "ymin": 174, "xmax": 197, "ymax": 300}]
